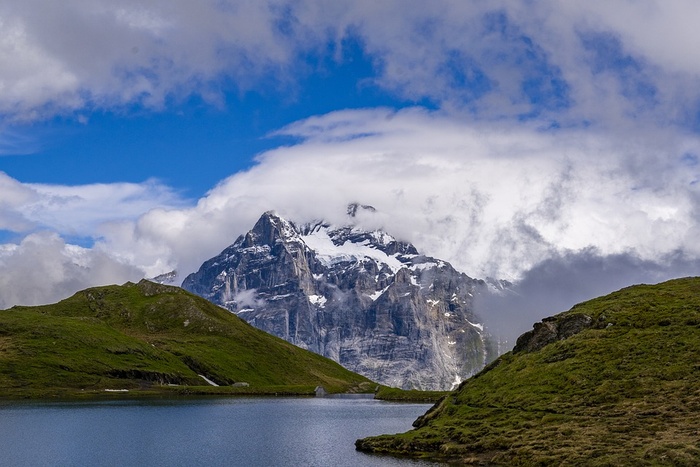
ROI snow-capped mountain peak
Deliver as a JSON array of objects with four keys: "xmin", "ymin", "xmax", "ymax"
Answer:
[{"xmin": 182, "ymin": 209, "xmax": 496, "ymax": 390}]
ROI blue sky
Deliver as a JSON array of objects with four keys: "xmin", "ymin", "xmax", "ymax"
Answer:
[
  {"xmin": 1, "ymin": 35, "xmax": 404, "ymax": 197},
  {"xmin": 2, "ymin": 1, "xmax": 700, "ymax": 334}
]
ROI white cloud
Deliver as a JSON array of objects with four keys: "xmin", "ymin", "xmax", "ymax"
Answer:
[
  {"xmin": 1, "ymin": 1, "xmax": 700, "ymax": 128},
  {"xmin": 0, "ymin": 172, "xmax": 186, "ymax": 306},
  {"xmin": 100, "ymin": 108, "xmax": 700, "ymax": 283},
  {"xmin": 0, "ymin": 171, "xmax": 38, "ymax": 231},
  {"xmin": 0, "ymin": 232, "xmax": 141, "ymax": 308},
  {"xmin": 0, "ymin": 173, "xmax": 184, "ymax": 235},
  {"xmin": 561, "ymin": 1, "xmax": 700, "ymax": 75},
  {"xmin": 26, "ymin": 178, "xmax": 185, "ymax": 235},
  {"xmin": 0, "ymin": 0, "xmax": 310, "ymax": 120}
]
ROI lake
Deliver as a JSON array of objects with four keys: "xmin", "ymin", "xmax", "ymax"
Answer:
[{"xmin": 0, "ymin": 395, "xmax": 442, "ymax": 466}]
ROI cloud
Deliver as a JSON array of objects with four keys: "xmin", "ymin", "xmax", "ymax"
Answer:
[
  {"xmin": 99, "ymin": 108, "xmax": 700, "ymax": 283},
  {"xmin": 1, "ymin": 1, "xmax": 700, "ymax": 129},
  {"xmin": 0, "ymin": 172, "xmax": 185, "ymax": 236},
  {"xmin": 0, "ymin": 0, "xmax": 312, "ymax": 120},
  {"xmin": 26, "ymin": 178, "xmax": 186, "ymax": 235},
  {"xmin": 0, "ymin": 172, "xmax": 186, "ymax": 306},
  {"xmin": 0, "ymin": 232, "xmax": 141, "ymax": 308},
  {"xmin": 0, "ymin": 128, "xmax": 39, "ymax": 155},
  {"xmin": 474, "ymin": 250, "xmax": 700, "ymax": 348},
  {"xmin": 0, "ymin": 172, "xmax": 39, "ymax": 231},
  {"xmin": 233, "ymin": 289, "xmax": 263, "ymax": 309}
]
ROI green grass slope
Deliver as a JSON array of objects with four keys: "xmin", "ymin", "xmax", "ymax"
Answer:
[
  {"xmin": 357, "ymin": 277, "xmax": 700, "ymax": 465},
  {"xmin": 0, "ymin": 280, "xmax": 372, "ymax": 398}
]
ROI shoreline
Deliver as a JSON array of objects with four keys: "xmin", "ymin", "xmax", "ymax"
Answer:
[{"xmin": 0, "ymin": 384, "xmax": 448, "ymax": 403}]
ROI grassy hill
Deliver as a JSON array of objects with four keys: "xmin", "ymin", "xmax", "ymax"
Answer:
[
  {"xmin": 357, "ymin": 277, "xmax": 700, "ymax": 465},
  {"xmin": 0, "ymin": 280, "xmax": 372, "ymax": 398}
]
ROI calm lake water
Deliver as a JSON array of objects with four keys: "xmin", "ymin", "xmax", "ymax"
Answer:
[{"xmin": 0, "ymin": 395, "xmax": 442, "ymax": 466}]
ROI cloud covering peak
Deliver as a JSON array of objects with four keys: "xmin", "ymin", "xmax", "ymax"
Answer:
[{"xmin": 157, "ymin": 108, "xmax": 700, "ymax": 279}]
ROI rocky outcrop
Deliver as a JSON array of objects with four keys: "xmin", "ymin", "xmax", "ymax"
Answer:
[
  {"xmin": 513, "ymin": 313, "xmax": 593, "ymax": 353},
  {"xmin": 182, "ymin": 209, "xmax": 497, "ymax": 390}
]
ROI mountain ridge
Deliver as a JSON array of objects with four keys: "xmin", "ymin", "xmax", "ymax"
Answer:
[{"xmin": 182, "ymin": 209, "xmax": 497, "ymax": 390}]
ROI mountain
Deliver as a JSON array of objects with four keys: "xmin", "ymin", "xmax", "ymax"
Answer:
[
  {"xmin": 0, "ymin": 280, "xmax": 372, "ymax": 398},
  {"xmin": 182, "ymin": 208, "xmax": 496, "ymax": 390},
  {"xmin": 357, "ymin": 277, "xmax": 700, "ymax": 464}
]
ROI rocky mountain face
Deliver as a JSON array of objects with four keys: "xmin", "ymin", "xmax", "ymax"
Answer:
[{"xmin": 182, "ymin": 209, "xmax": 496, "ymax": 390}]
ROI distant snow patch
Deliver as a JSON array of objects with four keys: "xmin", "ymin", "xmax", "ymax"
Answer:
[
  {"xmin": 241, "ymin": 245, "xmax": 272, "ymax": 256},
  {"xmin": 302, "ymin": 228, "xmax": 404, "ymax": 273},
  {"xmin": 410, "ymin": 262, "xmax": 436, "ymax": 272},
  {"xmin": 270, "ymin": 293, "xmax": 294, "ymax": 300},
  {"xmin": 368, "ymin": 286, "xmax": 389, "ymax": 301},
  {"xmin": 309, "ymin": 294, "xmax": 327, "ymax": 308}
]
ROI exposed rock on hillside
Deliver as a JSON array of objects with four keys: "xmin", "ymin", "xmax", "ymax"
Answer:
[{"xmin": 513, "ymin": 312, "xmax": 593, "ymax": 353}]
